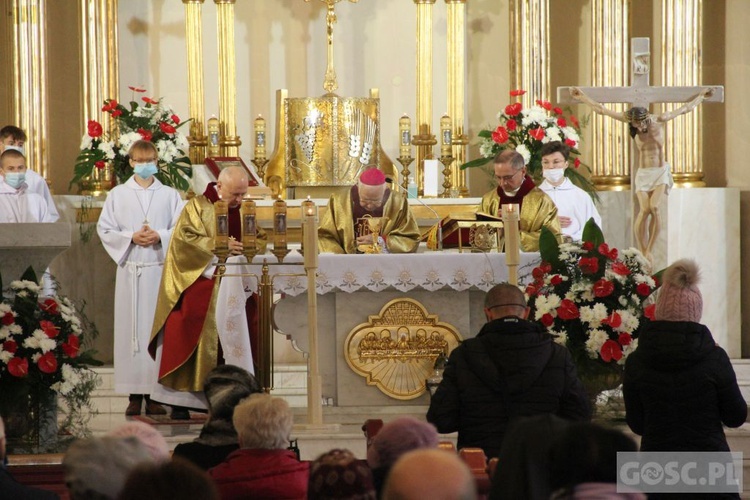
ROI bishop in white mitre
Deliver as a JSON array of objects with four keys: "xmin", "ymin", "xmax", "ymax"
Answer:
[{"xmin": 97, "ymin": 140, "xmax": 184, "ymax": 416}]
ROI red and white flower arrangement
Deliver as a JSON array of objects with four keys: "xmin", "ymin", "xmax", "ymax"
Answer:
[
  {"xmin": 0, "ymin": 269, "xmax": 100, "ymax": 440},
  {"xmin": 72, "ymin": 86, "xmax": 191, "ymax": 191},
  {"xmin": 461, "ymin": 89, "xmax": 595, "ymax": 196},
  {"xmin": 526, "ymin": 221, "xmax": 657, "ymax": 378}
]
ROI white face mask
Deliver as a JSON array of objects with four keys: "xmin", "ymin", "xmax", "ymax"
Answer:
[
  {"xmin": 543, "ymin": 169, "xmax": 565, "ymax": 184},
  {"xmin": 4, "ymin": 145, "xmax": 24, "ymax": 155}
]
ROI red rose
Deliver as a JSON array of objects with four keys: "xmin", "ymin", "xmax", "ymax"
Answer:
[
  {"xmin": 159, "ymin": 122, "xmax": 177, "ymax": 134},
  {"xmin": 611, "ymin": 261, "xmax": 631, "ymax": 276},
  {"xmin": 87, "ymin": 120, "xmax": 103, "ymax": 138},
  {"xmin": 593, "ymin": 279, "xmax": 615, "ymax": 298},
  {"xmin": 636, "ymin": 283, "xmax": 652, "ymax": 297},
  {"xmin": 3, "ymin": 340, "xmax": 17, "ymax": 354},
  {"xmin": 112, "ymin": 109, "xmax": 122, "ymax": 117},
  {"xmin": 644, "ymin": 303, "xmax": 656, "ymax": 321},
  {"xmin": 553, "ymin": 107, "xmax": 563, "ymax": 115},
  {"xmin": 101, "ymin": 99, "xmax": 118, "ymax": 112},
  {"xmin": 40, "ymin": 320, "xmax": 59, "ymax": 338},
  {"xmin": 1, "ymin": 312, "xmax": 14, "ymax": 325},
  {"xmin": 506, "ymin": 119, "xmax": 517, "ymax": 131},
  {"xmin": 142, "ymin": 96, "xmax": 159, "ymax": 105},
  {"xmin": 95, "ymin": 160, "xmax": 106, "ymax": 170},
  {"xmin": 37, "ymin": 352, "xmax": 58, "ymax": 374},
  {"xmin": 578, "ymin": 257, "xmax": 599, "ymax": 274},
  {"xmin": 581, "ymin": 241, "xmax": 594, "ymax": 251},
  {"xmin": 137, "ymin": 128, "xmax": 153, "ymax": 141},
  {"xmin": 491, "ymin": 126, "xmax": 509, "ymax": 144},
  {"xmin": 565, "ymin": 138, "xmax": 577, "ymax": 148},
  {"xmin": 8, "ymin": 357, "xmax": 28, "ymax": 377},
  {"xmin": 601, "ymin": 311, "xmax": 622, "ymax": 328},
  {"xmin": 570, "ymin": 115, "xmax": 580, "ymax": 128},
  {"xmin": 505, "ymin": 103, "xmax": 523, "ymax": 116},
  {"xmin": 573, "ymin": 158, "xmax": 581, "ymax": 168},
  {"xmin": 618, "ymin": 332, "xmax": 632, "ymax": 346},
  {"xmin": 41, "ymin": 298, "xmax": 59, "ymax": 315},
  {"xmin": 600, "ymin": 339, "xmax": 623, "ymax": 362},
  {"xmin": 509, "ymin": 89, "xmax": 526, "ymax": 96},
  {"xmin": 535, "ymin": 99, "xmax": 552, "ymax": 111},
  {"xmin": 550, "ymin": 274, "xmax": 563, "ymax": 286},
  {"xmin": 557, "ymin": 117, "xmax": 567, "ymax": 127},
  {"xmin": 62, "ymin": 335, "xmax": 80, "ymax": 358},
  {"xmin": 540, "ymin": 313, "xmax": 555, "ymax": 327},
  {"xmin": 528, "ymin": 127, "xmax": 546, "ymax": 141},
  {"xmin": 171, "ymin": 114, "xmax": 181, "ymax": 124},
  {"xmin": 532, "ymin": 266, "xmax": 546, "ymax": 280},
  {"xmin": 128, "ymin": 86, "xmax": 147, "ymax": 93},
  {"xmin": 557, "ymin": 299, "xmax": 580, "ymax": 320}
]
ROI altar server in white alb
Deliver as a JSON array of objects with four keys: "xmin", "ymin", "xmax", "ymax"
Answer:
[
  {"xmin": 538, "ymin": 141, "xmax": 601, "ymax": 241},
  {"xmin": 97, "ymin": 140, "xmax": 185, "ymax": 417},
  {"xmin": 1, "ymin": 125, "xmax": 59, "ymax": 221},
  {"xmin": 0, "ymin": 148, "xmax": 54, "ymax": 222}
]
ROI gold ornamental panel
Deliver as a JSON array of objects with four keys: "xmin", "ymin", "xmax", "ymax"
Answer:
[
  {"xmin": 345, "ymin": 298, "xmax": 462, "ymax": 400},
  {"xmin": 285, "ymin": 96, "xmax": 380, "ymax": 189}
]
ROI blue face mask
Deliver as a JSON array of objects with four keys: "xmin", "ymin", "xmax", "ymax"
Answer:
[
  {"xmin": 134, "ymin": 162, "xmax": 158, "ymax": 180},
  {"xmin": 4, "ymin": 171, "xmax": 26, "ymax": 189}
]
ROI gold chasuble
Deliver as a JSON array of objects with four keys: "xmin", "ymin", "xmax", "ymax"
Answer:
[
  {"xmin": 149, "ymin": 186, "xmax": 266, "ymax": 393},
  {"xmin": 479, "ymin": 178, "xmax": 560, "ymax": 252},
  {"xmin": 318, "ymin": 187, "xmax": 420, "ymax": 254}
]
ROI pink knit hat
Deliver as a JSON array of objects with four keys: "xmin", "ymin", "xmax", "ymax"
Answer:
[
  {"xmin": 366, "ymin": 417, "xmax": 439, "ymax": 469},
  {"xmin": 654, "ymin": 259, "xmax": 703, "ymax": 323}
]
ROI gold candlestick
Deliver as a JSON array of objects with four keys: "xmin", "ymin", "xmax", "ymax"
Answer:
[
  {"xmin": 241, "ymin": 198, "xmax": 258, "ymax": 261},
  {"xmin": 254, "ymin": 115, "xmax": 266, "ymax": 159},
  {"xmin": 207, "ymin": 115, "xmax": 220, "ymax": 158},
  {"xmin": 501, "ymin": 203, "xmax": 521, "ymax": 285},
  {"xmin": 397, "ymin": 155, "xmax": 415, "ymax": 195},
  {"xmin": 439, "ymin": 155, "xmax": 455, "ymax": 198},
  {"xmin": 399, "ymin": 114, "xmax": 412, "ymax": 159},
  {"xmin": 440, "ymin": 114, "xmax": 453, "ymax": 157},
  {"xmin": 251, "ymin": 157, "xmax": 270, "ymax": 182},
  {"xmin": 271, "ymin": 198, "xmax": 291, "ymax": 262}
]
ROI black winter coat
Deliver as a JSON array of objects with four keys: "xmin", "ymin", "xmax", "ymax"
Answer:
[
  {"xmin": 623, "ymin": 320, "xmax": 747, "ymax": 452},
  {"xmin": 426, "ymin": 317, "xmax": 591, "ymax": 458}
]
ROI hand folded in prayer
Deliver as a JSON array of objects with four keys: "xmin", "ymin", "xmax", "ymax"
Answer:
[
  {"xmin": 132, "ymin": 226, "xmax": 161, "ymax": 247},
  {"xmin": 558, "ymin": 216, "xmax": 572, "ymax": 228}
]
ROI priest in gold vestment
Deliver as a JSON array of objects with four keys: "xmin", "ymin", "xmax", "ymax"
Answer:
[
  {"xmin": 479, "ymin": 150, "xmax": 561, "ymax": 251},
  {"xmin": 318, "ymin": 168, "xmax": 420, "ymax": 254},
  {"xmin": 149, "ymin": 166, "xmax": 266, "ymax": 418}
]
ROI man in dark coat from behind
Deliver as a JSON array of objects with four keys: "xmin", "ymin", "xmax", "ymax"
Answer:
[{"xmin": 426, "ymin": 283, "xmax": 591, "ymax": 458}]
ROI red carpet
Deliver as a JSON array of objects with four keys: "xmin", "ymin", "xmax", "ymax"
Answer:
[{"xmin": 131, "ymin": 412, "xmax": 208, "ymax": 426}]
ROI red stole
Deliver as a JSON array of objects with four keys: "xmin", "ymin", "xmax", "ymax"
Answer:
[{"xmin": 494, "ymin": 175, "xmax": 536, "ymax": 216}]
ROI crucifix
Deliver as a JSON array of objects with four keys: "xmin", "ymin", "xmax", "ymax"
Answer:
[
  {"xmin": 557, "ymin": 38, "xmax": 723, "ymax": 264},
  {"xmin": 305, "ymin": 0, "xmax": 360, "ymax": 93}
]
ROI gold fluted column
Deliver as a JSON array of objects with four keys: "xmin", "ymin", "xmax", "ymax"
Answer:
[
  {"xmin": 183, "ymin": 0, "xmax": 207, "ymax": 164},
  {"xmin": 12, "ymin": 0, "xmax": 49, "ymax": 177},
  {"xmin": 215, "ymin": 0, "xmax": 240, "ymax": 156},
  {"xmin": 590, "ymin": 0, "xmax": 630, "ymax": 190},
  {"xmin": 446, "ymin": 0, "xmax": 468, "ymax": 197},
  {"xmin": 661, "ymin": 0, "xmax": 704, "ymax": 187},
  {"xmin": 510, "ymin": 0, "xmax": 550, "ymax": 105},
  {"xmin": 413, "ymin": 0, "xmax": 436, "ymax": 196}
]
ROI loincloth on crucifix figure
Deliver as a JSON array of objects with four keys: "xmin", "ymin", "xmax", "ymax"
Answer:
[{"xmin": 569, "ymin": 86, "xmax": 715, "ymax": 263}]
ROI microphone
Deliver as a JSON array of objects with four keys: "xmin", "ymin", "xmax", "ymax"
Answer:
[{"xmin": 386, "ymin": 177, "xmax": 443, "ymax": 251}]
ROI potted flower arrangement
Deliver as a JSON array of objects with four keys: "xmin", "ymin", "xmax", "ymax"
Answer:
[
  {"xmin": 525, "ymin": 220, "xmax": 658, "ymax": 394},
  {"xmin": 461, "ymin": 89, "xmax": 596, "ymax": 197},
  {"xmin": 0, "ymin": 268, "xmax": 100, "ymax": 451},
  {"xmin": 72, "ymin": 86, "xmax": 192, "ymax": 192}
]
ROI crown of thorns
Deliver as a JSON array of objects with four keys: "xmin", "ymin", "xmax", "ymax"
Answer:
[{"xmin": 626, "ymin": 107, "xmax": 650, "ymax": 122}]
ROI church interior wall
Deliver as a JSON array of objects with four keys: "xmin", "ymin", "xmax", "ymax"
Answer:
[{"xmin": 0, "ymin": 0, "xmax": 12, "ymax": 128}]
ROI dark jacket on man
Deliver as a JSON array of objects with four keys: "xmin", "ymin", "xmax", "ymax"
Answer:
[
  {"xmin": 623, "ymin": 320, "xmax": 747, "ymax": 452},
  {"xmin": 426, "ymin": 316, "xmax": 591, "ymax": 458}
]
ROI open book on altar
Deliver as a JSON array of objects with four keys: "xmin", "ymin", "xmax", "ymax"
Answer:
[{"xmin": 423, "ymin": 212, "xmax": 505, "ymax": 251}]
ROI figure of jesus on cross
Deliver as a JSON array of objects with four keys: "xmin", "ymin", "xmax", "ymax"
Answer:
[{"xmin": 558, "ymin": 38, "xmax": 723, "ymax": 264}]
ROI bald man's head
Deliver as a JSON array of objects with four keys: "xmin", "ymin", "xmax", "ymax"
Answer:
[
  {"xmin": 383, "ymin": 449, "xmax": 476, "ymax": 500},
  {"xmin": 483, "ymin": 283, "xmax": 528, "ymax": 321},
  {"xmin": 216, "ymin": 166, "xmax": 249, "ymax": 208}
]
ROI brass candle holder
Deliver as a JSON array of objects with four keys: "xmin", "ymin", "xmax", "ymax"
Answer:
[
  {"xmin": 241, "ymin": 198, "xmax": 259, "ymax": 261},
  {"xmin": 251, "ymin": 157, "xmax": 270, "ymax": 181},
  {"xmin": 397, "ymin": 155, "xmax": 414, "ymax": 194},
  {"xmin": 439, "ymin": 155, "xmax": 455, "ymax": 198}
]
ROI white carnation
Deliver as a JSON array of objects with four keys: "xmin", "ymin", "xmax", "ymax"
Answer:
[
  {"xmin": 515, "ymin": 144, "xmax": 531, "ymax": 165},
  {"xmin": 479, "ymin": 138, "xmax": 494, "ymax": 158},
  {"xmin": 521, "ymin": 106, "xmax": 548, "ymax": 126},
  {"xmin": 533, "ymin": 293, "xmax": 562, "ymax": 320},
  {"xmin": 585, "ymin": 329, "xmax": 609, "ymax": 359},
  {"xmin": 544, "ymin": 127, "xmax": 562, "ymax": 143},
  {"xmin": 10, "ymin": 280, "xmax": 40, "ymax": 293},
  {"xmin": 23, "ymin": 335, "xmax": 40, "ymax": 349},
  {"xmin": 31, "ymin": 353, "xmax": 41, "ymax": 363},
  {"xmin": 0, "ymin": 351, "xmax": 12, "ymax": 363},
  {"xmin": 97, "ymin": 140, "xmax": 116, "ymax": 160},
  {"xmin": 80, "ymin": 134, "xmax": 93, "ymax": 150},
  {"xmin": 562, "ymin": 126, "xmax": 580, "ymax": 143}
]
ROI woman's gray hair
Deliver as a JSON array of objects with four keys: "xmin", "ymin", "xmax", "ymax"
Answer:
[
  {"xmin": 233, "ymin": 393, "xmax": 293, "ymax": 450},
  {"xmin": 63, "ymin": 436, "xmax": 155, "ymax": 500}
]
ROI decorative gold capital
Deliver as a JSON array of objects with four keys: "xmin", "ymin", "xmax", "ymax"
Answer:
[
  {"xmin": 414, "ymin": 0, "xmax": 437, "ymax": 3},
  {"xmin": 213, "ymin": 0, "xmax": 235, "ymax": 4},
  {"xmin": 182, "ymin": 0, "xmax": 205, "ymax": 4},
  {"xmin": 445, "ymin": 0, "xmax": 466, "ymax": 3}
]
